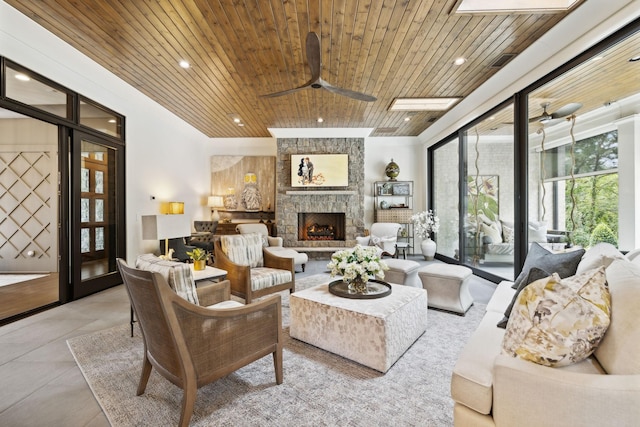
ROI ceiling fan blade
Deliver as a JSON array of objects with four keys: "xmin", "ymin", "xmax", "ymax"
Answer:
[
  {"xmin": 261, "ymin": 85, "xmax": 308, "ymax": 98},
  {"xmin": 550, "ymin": 102, "xmax": 582, "ymax": 118},
  {"xmin": 320, "ymin": 79, "xmax": 377, "ymax": 102},
  {"xmin": 306, "ymin": 32, "xmax": 322, "ymax": 82}
]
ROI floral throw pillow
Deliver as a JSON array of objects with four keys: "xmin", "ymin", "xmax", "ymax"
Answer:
[{"xmin": 501, "ymin": 266, "xmax": 611, "ymax": 367}]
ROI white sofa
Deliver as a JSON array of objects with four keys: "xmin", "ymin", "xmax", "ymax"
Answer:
[{"xmin": 451, "ymin": 245, "xmax": 640, "ymax": 427}]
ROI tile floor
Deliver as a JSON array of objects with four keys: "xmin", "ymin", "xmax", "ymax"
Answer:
[{"xmin": 0, "ymin": 256, "xmax": 496, "ymax": 426}]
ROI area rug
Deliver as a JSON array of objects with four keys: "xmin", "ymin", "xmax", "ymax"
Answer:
[{"xmin": 68, "ymin": 274, "xmax": 485, "ymax": 426}]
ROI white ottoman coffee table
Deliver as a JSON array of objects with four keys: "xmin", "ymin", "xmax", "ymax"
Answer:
[
  {"xmin": 418, "ymin": 264, "xmax": 474, "ymax": 314},
  {"xmin": 290, "ymin": 283, "xmax": 428, "ymax": 373}
]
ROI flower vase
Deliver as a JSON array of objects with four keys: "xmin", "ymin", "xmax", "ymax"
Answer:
[
  {"xmin": 348, "ymin": 277, "xmax": 368, "ymax": 294},
  {"xmin": 421, "ymin": 238, "xmax": 437, "ymax": 260}
]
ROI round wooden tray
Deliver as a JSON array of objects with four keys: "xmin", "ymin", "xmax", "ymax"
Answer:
[{"xmin": 328, "ymin": 279, "xmax": 392, "ymax": 299}]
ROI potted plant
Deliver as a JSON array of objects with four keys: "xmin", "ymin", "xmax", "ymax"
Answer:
[{"xmin": 186, "ymin": 247, "xmax": 209, "ymax": 271}]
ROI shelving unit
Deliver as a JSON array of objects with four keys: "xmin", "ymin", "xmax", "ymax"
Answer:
[{"xmin": 373, "ymin": 181, "xmax": 414, "ymax": 254}]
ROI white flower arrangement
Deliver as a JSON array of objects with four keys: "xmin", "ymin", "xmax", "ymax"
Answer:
[
  {"xmin": 412, "ymin": 210, "xmax": 440, "ymax": 239},
  {"xmin": 327, "ymin": 245, "xmax": 389, "ymax": 283}
]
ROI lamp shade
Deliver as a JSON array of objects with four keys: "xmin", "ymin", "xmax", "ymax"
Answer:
[
  {"xmin": 168, "ymin": 201, "xmax": 184, "ymax": 214},
  {"xmin": 207, "ymin": 196, "xmax": 224, "ymax": 208},
  {"xmin": 141, "ymin": 215, "xmax": 190, "ymax": 240}
]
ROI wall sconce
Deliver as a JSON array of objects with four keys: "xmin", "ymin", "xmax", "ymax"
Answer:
[
  {"xmin": 207, "ymin": 196, "xmax": 224, "ymax": 221},
  {"xmin": 168, "ymin": 201, "xmax": 184, "ymax": 215}
]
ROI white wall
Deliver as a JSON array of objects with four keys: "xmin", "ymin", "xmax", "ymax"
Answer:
[{"xmin": 0, "ymin": 1, "xmax": 213, "ymax": 261}]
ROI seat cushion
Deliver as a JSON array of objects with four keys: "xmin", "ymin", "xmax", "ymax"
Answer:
[
  {"xmin": 135, "ymin": 254, "xmax": 199, "ymax": 305},
  {"xmin": 250, "ymin": 267, "xmax": 293, "ymax": 291},
  {"xmin": 452, "ymin": 310, "xmax": 506, "ymax": 414}
]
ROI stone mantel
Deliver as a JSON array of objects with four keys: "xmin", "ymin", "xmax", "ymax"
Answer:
[{"xmin": 276, "ymin": 138, "xmax": 365, "ymax": 249}]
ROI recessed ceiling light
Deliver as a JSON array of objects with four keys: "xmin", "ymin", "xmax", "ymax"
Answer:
[
  {"xmin": 591, "ymin": 56, "xmax": 604, "ymax": 61},
  {"xmin": 453, "ymin": 57, "xmax": 466, "ymax": 66},
  {"xmin": 453, "ymin": 0, "xmax": 580, "ymax": 13},
  {"xmin": 179, "ymin": 60, "xmax": 190, "ymax": 69},
  {"xmin": 238, "ymin": 123, "xmax": 245, "ymax": 127},
  {"xmin": 108, "ymin": 119, "xmax": 116, "ymax": 123},
  {"xmin": 629, "ymin": 55, "xmax": 640, "ymax": 62},
  {"xmin": 15, "ymin": 73, "xmax": 30, "ymax": 81},
  {"xmin": 317, "ymin": 117, "xmax": 324, "ymax": 123},
  {"xmin": 389, "ymin": 97, "xmax": 461, "ymax": 111},
  {"xmin": 233, "ymin": 118, "xmax": 241, "ymax": 123},
  {"xmin": 404, "ymin": 117, "xmax": 411, "ymax": 122}
]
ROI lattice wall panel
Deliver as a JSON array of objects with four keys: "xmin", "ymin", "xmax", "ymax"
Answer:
[{"xmin": 0, "ymin": 150, "xmax": 57, "ymax": 273}]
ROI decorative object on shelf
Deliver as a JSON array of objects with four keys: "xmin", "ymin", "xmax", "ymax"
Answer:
[
  {"xmin": 241, "ymin": 172, "xmax": 262, "ymax": 211},
  {"xmin": 207, "ymin": 195, "xmax": 224, "ymax": 221},
  {"xmin": 380, "ymin": 200, "xmax": 390, "ymax": 209},
  {"xmin": 327, "ymin": 245, "xmax": 389, "ymax": 295},
  {"xmin": 186, "ymin": 247, "xmax": 209, "ymax": 271},
  {"xmin": 412, "ymin": 210, "xmax": 440, "ymax": 260},
  {"xmin": 392, "ymin": 183, "xmax": 410, "ymax": 195},
  {"xmin": 385, "ymin": 158, "xmax": 400, "ymax": 181},
  {"xmin": 223, "ymin": 187, "xmax": 238, "ymax": 210}
]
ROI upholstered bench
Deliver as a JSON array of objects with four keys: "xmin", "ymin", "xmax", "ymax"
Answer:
[
  {"xmin": 384, "ymin": 258, "xmax": 421, "ymax": 287},
  {"xmin": 418, "ymin": 264, "xmax": 473, "ymax": 314},
  {"xmin": 290, "ymin": 283, "xmax": 428, "ymax": 372}
]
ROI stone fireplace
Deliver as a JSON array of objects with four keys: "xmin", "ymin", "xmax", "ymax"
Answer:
[
  {"xmin": 298, "ymin": 213, "xmax": 346, "ymax": 241},
  {"xmin": 275, "ymin": 138, "xmax": 365, "ymax": 251}
]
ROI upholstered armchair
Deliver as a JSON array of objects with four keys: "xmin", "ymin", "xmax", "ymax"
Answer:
[
  {"xmin": 214, "ymin": 233, "xmax": 295, "ymax": 303},
  {"xmin": 236, "ymin": 223, "xmax": 309, "ymax": 272},
  {"xmin": 188, "ymin": 220, "xmax": 218, "ymax": 254},
  {"xmin": 355, "ymin": 222, "xmax": 401, "ymax": 258},
  {"xmin": 117, "ymin": 258, "xmax": 283, "ymax": 427}
]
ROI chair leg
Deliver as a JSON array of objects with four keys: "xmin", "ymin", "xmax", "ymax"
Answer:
[
  {"xmin": 136, "ymin": 357, "xmax": 153, "ymax": 395},
  {"xmin": 273, "ymin": 348, "xmax": 283, "ymax": 385},
  {"xmin": 178, "ymin": 384, "xmax": 197, "ymax": 427},
  {"xmin": 302, "ymin": 263, "xmax": 306, "ymax": 272}
]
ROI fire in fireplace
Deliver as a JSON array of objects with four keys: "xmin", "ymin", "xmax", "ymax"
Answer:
[{"xmin": 298, "ymin": 213, "xmax": 346, "ymax": 241}]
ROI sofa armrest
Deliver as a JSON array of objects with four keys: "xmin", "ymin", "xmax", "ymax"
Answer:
[
  {"xmin": 493, "ymin": 354, "xmax": 640, "ymax": 427},
  {"xmin": 263, "ymin": 248, "xmax": 295, "ymax": 273}
]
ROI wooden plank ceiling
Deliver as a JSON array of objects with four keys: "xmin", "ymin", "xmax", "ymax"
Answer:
[{"xmin": 6, "ymin": 0, "xmax": 577, "ymax": 138}]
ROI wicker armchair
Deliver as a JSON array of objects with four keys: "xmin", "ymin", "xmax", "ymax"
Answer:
[
  {"xmin": 214, "ymin": 233, "xmax": 295, "ymax": 304},
  {"xmin": 116, "ymin": 258, "xmax": 283, "ymax": 427}
]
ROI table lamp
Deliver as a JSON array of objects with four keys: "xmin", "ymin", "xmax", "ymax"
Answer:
[
  {"xmin": 207, "ymin": 196, "xmax": 224, "ymax": 221},
  {"xmin": 141, "ymin": 214, "xmax": 191, "ymax": 257}
]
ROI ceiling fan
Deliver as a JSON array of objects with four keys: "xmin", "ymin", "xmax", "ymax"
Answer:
[
  {"xmin": 529, "ymin": 102, "xmax": 582, "ymax": 126},
  {"xmin": 261, "ymin": 32, "xmax": 377, "ymax": 102}
]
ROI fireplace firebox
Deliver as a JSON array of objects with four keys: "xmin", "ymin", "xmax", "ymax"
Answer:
[{"xmin": 298, "ymin": 213, "xmax": 346, "ymax": 241}]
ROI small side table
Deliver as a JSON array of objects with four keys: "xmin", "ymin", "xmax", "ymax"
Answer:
[
  {"xmin": 190, "ymin": 265, "xmax": 227, "ymax": 284},
  {"xmin": 395, "ymin": 242, "xmax": 410, "ymax": 259}
]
